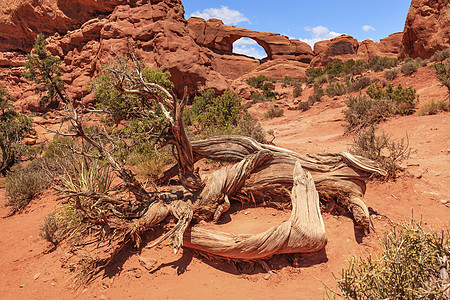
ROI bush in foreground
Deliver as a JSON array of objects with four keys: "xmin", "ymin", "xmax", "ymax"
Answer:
[{"xmin": 328, "ymin": 220, "xmax": 449, "ymax": 299}]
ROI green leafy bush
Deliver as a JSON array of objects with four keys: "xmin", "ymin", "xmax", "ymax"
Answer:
[
  {"xmin": 325, "ymin": 82, "xmax": 347, "ymax": 97},
  {"xmin": 305, "ymin": 67, "xmax": 326, "ymax": 84},
  {"xmin": 264, "ymin": 106, "xmax": 284, "ymax": 119},
  {"xmin": 366, "ymin": 83, "xmax": 418, "ymax": 115},
  {"xmin": 349, "ymin": 126, "xmax": 410, "ymax": 178},
  {"xmin": 418, "ymin": 99, "xmax": 450, "ymax": 115},
  {"xmin": 328, "ymin": 220, "xmax": 449, "ymax": 299},
  {"xmin": 261, "ymin": 82, "xmax": 277, "ymax": 99}
]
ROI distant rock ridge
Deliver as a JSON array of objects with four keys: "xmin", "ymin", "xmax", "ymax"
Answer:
[{"xmin": 0, "ymin": 0, "xmax": 444, "ymax": 111}]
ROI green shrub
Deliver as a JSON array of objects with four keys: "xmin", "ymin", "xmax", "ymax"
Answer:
[
  {"xmin": 325, "ymin": 82, "xmax": 347, "ymax": 97},
  {"xmin": 185, "ymin": 89, "xmax": 266, "ymax": 143},
  {"xmin": 366, "ymin": 83, "xmax": 418, "ymax": 115},
  {"xmin": 40, "ymin": 205, "xmax": 84, "ymax": 246},
  {"xmin": 128, "ymin": 148, "xmax": 174, "ymax": 179},
  {"xmin": 246, "ymin": 75, "xmax": 268, "ymax": 89},
  {"xmin": 293, "ymin": 85, "xmax": 303, "ymax": 97},
  {"xmin": 418, "ymin": 99, "xmax": 450, "ymax": 115},
  {"xmin": 264, "ymin": 106, "xmax": 284, "ymax": 119},
  {"xmin": 328, "ymin": 220, "xmax": 449, "ymax": 299},
  {"xmin": 401, "ymin": 59, "xmax": 419, "ymax": 76},
  {"xmin": 343, "ymin": 96, "xmax": 395, "ymax": 130},
  {"xmin": 349, "ymin": 126, "xmax": 410, "ymax": 178},
  {"xmin": 308, "ymin": 85, "xmax": 324, "ymax": 104},
  {"xmin": 432, "ymin": 62, "xmax": 450, "ymax": 93},
  {"xmin": 261, "ymin": 82, "xmax": 277, "ymax": 99},
  {"xmin": 347, "ymin": 76, "xmax": 373, "ymax": 93},
  {"xmin": 368, "ymin": 56, "xmax": 399, "ymax": 72},
  {"xmin": 0, "ymin": 86, "xmax": 34, "ymax": 176},
  {"xmin": 384, "ymin": 69, "xmax": 398, "ymax": 80},
  {"xmin": 314, "ymin": 74, "xmax": 330, "ymax": 85},
  {"xmin": 430, "ymin": 49, "xmax": 450, "ymax": 62},
  {"xmin": 22, "ymin": 33, "xmax": 66, "ymax": 108},
  {"xmin": 305, "ymin": 67, "xmax": 325, "ymax": 84},
  {"xmin": 249, "ymin": 92, "xmax": 266, "ymax": 103}
]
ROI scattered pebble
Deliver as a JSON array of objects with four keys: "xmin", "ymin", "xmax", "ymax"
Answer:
[
  {"xmin": 19, "ymin": 284, "xmax": 25, "ymax": 288},
  {"xmin": 264, "ymin": 273, "xmax": 272, "ymax": 280},
  {"xmin": 33, "ymin": 273, "xmax": 41, "ymax": 280}
]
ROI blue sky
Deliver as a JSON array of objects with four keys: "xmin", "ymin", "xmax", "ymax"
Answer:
[{"xmin": 183, "ymin": 0, "xmax": 411, "ymax": 59}]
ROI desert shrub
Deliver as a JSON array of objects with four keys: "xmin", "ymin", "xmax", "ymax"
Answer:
[
  {"xmin": 261, "ymin": 82, "xmax": 277, "ymax": 99},
  {"xmin": 384, "ymin": 68, "xmax": 398, "ymax": 81},
  {"xmin": 4, "ymin": 159, "xmax": 52, "ymax": 215},
  {"xmin": 308, "ymin": 85, "xmax": 324, "ymax": 104},
  {"xmin": 40, "ymin": 205, "xmax": 83, "ymax": 246},
  {"xmin": 297, "ymin": 100, "xmax": 312, "ymax": 111},
  {"xmin": 185, "ymin": 89, "xmax": 266, "ymax": 143},
  {"xmin": 22, "ymin": 34, "xmax": 66, "ymax": 108},
  {"xmin": 328, "ymin": 220, "xmax": 449, "ymax": 299},
  {"xmin": 368, "ymin": 56, "xmax": 399, "ymax": 72},
  {"xmin": 293, "ymin": 85, "xmax": 303, "ymax": 97},
  {"xmin": 343, "ymin": 96, "xmax": 395, "ymax": 130},
  {"xmin": 127, "ymin": 148, "xmax": 174, "ymax": 178},
  {"xmin": 314, "ymin": 74, "xmax": 330, "ymax": 85},
  {"xmin": 347, "ymin": 76, "xmax": 374, "ymax": 93},
  {"xmin": 366, "ymin": 83, "xmax": 418, "ymax": 115},
  {"xmin": 418, "ymin": 99, "xmax": 450, "ymax": 115},
  {"xmin": 264, "ymin": 106, "xmax": 284, "ymax": 119},
  {"xmin": 246, "ymin": 75, "xmax": 268, "ymax": 89},
  {"xmin": 305, "ymin": 67, "xmax": 325, "ymax": 84},
  {"xmin": 349, "ymin": 126, "xmax": 410, "ymax": 178},
  {"xmin": 249, "ymin": 92, "xmax": 266, "ymax": 103},
  {"xmin": 400, "ymin": 59, "xmax": 419, "ymax": 76},
  {"xmin": 432, "ymin": 62, "xmax": 450, "ymax": 93},
  {"xmin": 430, "ymin": 49, "xmax": 450, "ymax": 63},
  {"xmin": 0, "ymin": 86, "xmax": 34, "ymax": 176},
  {"xmin": 325, "ymin": 82, "xmax": 347, "ymax": 97}
]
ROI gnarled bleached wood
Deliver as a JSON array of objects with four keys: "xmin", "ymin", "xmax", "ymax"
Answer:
[
  {"xmin": 159, "ymin": 135, "xmax": 386, "ymax": 227},
  {"xmin": 183, "ymin": 161, "xmax": 327, "ymax": 259}
]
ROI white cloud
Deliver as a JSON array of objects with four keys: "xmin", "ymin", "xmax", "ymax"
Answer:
[
  {"xmin": 190, "ymin": 6, "xmax": 250, "ymax": 25},
  {"xmin": 362, "ymin": 25, "xmax": 376, "ymax": 32},
  {"xmin": 233, "ymin": 38, "xmax": 267, "ymax": 59},
  {"xmin": 299, "ymin": 26, "xmax": 341, "ymax": 47}
]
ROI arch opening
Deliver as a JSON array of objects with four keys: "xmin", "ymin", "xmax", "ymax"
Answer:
[{"xmin": 232, "ymin": 37, "xmax": 268, "ymax": 60}]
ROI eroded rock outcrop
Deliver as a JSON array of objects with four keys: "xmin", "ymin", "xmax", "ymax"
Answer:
[
  {"xmin": 399, "ymin": 0, "xmax": 450, "ymax": 59},
  {"xmin": 187, "ymin": 17, "xmax": 313, "ymax": 64},
  {"xmin": 311, "ymin": 33, "xmax": 403, "ymax": 67}
]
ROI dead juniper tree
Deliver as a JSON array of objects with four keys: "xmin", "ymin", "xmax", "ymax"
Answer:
[{"xmin": 37, "ymin": 46, "xmax": 386, "ymax": 283}]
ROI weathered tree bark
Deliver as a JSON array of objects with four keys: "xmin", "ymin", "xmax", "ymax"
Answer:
[
  {"xmin": 183, "ymin": 161, "xmax": 327, "ymax": 259},
  {"xmin": 157, "ymin": 135, "xmax": 386, "ymax": 228}
]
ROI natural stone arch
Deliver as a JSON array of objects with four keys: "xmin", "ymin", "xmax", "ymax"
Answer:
[{"xmin": 229, "ymin": 35, "xmax": 272, "ymax": 60}]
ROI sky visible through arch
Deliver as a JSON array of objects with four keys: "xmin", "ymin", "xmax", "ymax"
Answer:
[{"xmin": 183, "ymin": 0, "xmax": 411, "ymax": 59}]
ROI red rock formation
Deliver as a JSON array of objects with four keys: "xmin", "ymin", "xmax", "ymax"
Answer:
[
  {"xmin": 399, "ymin": 0, "xmax": 450, "ymax": 59},
  {"xmin": 187, "ymin": 17, "xmax": 313, "ymax": 64},
  {"xmin": 311, "ymin": 33, "xmax": 404, "ymax": 67}
]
